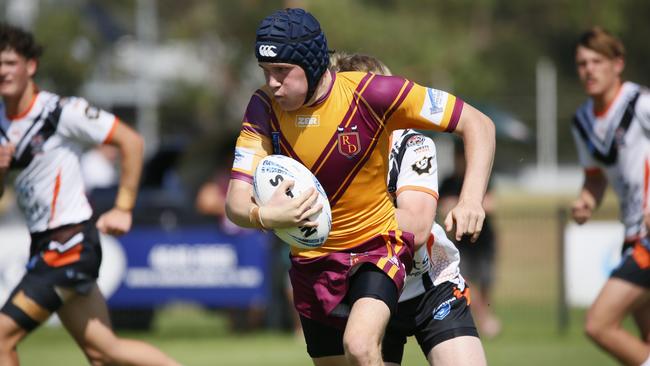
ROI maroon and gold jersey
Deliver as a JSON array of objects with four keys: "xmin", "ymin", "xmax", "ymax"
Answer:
[{"xmin": 232, "ymin": 71, "xmax": 463, "ymax": 258}]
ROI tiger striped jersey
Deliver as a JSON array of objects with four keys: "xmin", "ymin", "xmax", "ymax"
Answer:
[
  {"xmin": 0, "ymin": 91, "xmax": 118, "ymax": 233},
  {"xmin": 572, "ymin": 82, "xmax": 650, "ymax": 240}
]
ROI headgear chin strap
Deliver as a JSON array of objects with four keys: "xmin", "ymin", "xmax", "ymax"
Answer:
[{"xmin": 255, "ymin": 8, "xmax": 329, "ymax": 105}]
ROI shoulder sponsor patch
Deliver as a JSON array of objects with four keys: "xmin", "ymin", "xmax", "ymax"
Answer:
[
  {"xmin": 233, "ymin": 147, "xmax": 255, "ymax": 172},
  {"xmin": 419, "ymin": 88, "xmax": 448, "ymax": 125},
  {"xmin": 406, "ymin": 134, "xmax": 426, "ymax": 147}
]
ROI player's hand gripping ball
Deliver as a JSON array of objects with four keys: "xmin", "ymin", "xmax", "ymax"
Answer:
[{"xmin": 253, "ymin": 155, "xmax": 332, "ymax": 249}]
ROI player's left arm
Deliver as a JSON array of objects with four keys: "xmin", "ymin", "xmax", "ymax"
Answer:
[
  {"xmin": 445, "ymin": 103, "xmax": 495, "ymax": 242},
  {"xmin": 395, "ymin": 192, "xmax": 437, "ymax": 249},
  {"xmin": 96, "ymin": 121, "xmax": 144, "ymax": 236},
  {"xmin": 392, "ymin": 134, "xmax": 438, "ymax": 248}
]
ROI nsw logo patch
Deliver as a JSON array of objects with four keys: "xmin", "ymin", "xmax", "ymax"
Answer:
[
  {"xmin": 433, "ymin": 302, "xmax": 451, "ymax": 320},
  {"xmin": 419, "ymin": 88, "xmax": 447, "ymax": 125}
]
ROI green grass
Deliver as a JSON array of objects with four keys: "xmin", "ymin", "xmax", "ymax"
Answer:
[{"xmin": 17, "ymin": 304, "xmax": 619, "ymax": 366}]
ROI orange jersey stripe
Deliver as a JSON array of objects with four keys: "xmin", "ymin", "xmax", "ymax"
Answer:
[{"xmin": 49, "ymin": 169, "xmax": 62, "ymax": 225}]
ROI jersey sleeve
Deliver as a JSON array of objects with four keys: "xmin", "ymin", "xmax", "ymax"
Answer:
[
  {"xmin": 231, "ymin": 90, "xmax": 274, "ymax": 184},
  {"xmin": 56, "ymin": 97, "xmax": 118, "ymax": 145},
  {"xmin": 395, "ymin": 134, "xmax": 439, "ymax": 199},
  {"xmin": 570, "ymin": 123, "xmax": 598, "ymax": 169},
  {"xmin": 388, "ymin": 81, "xmax": 464, "ymax": 133}
]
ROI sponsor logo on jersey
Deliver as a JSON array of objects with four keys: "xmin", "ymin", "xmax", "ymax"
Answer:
[
  {"xmin": 414, "ymin": 146, "xmax": 430, "ymax": 154},
  {"xmin": 412, "ymin": 156, "xmax": 433, "ymax": 175},
  {"xmin": 406, "ymin": 134, "xmax": 425, "ymax": 147},
  {"xmin": 419, "ymin": 88, "xmax": 446, "ymax": 124},
  {"xmin": 337, "ymin": 127, "xmax": 361, "ymax": 158},
  {"xmin": 258, "ymin": 45, "xmax": 277, "ymax": 57},
  {"xmin": 296, "ymin": 115, "xmax": 320, "ymax": 127}
]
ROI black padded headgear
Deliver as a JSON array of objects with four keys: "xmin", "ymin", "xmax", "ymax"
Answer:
[{"xmin": 255, "ymin": 8, "xmax": 329, "ymax": 105}]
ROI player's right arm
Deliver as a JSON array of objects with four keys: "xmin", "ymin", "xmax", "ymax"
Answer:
[
  {"xmin": 569, "ymin": 120, "xmax": 606, "ymax": 225},
  {"xmin": 572, "ymin": 168, "xmax": 607, "ymax": 224},
  {"xmin": 225, "ymin": 178, "xmax": 320, "ymax": 229},
  {"xmin": 0, "ymin": 143, "xmax": 14, "ymax": 197},
  {"xmin": 225, "ymin": 91, "xmax": 320, "ymax": 230}
]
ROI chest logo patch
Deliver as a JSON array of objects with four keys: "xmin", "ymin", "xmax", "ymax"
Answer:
[{"xmin": 337, "ymin": 126, "xmax": 361, "ymax": 158}]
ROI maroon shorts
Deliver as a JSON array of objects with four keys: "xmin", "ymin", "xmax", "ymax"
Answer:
[{"xmin": 289, "ymin": 230, "xmax": 414, "ymax": 329}]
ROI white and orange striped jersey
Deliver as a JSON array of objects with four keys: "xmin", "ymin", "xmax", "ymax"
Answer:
[
  {"xmin": 387, "ymin": 130, "xmax": 462, "ymax": 301},
  {"xmin": 572, "ymin": 82, "xmax": 650, "ymax": 241},
  {"xmin": 0, "ymin": 91, "xmax": 118, "ymax": 233}
]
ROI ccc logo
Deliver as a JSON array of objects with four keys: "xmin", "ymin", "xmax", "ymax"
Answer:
[{"xmin": 258, "ymin": 45, "xmax": 277, "ymax": 57}]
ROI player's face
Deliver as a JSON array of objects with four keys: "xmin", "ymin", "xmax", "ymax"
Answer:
[
  {"xmin": 0, "ymin": 48, "xmax": 36, "ymax": 99},
  {"xmin": 575, "ymin": 45, "xmax": 623, "ymax": 98},
  {"xmin": 259, "ymin": 63, "xmax": 307, "ymax": 111}
]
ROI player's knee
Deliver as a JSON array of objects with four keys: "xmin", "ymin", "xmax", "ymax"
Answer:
[
  {"xmin": 81, "ymin": 342, "xmax": 120, "ymax": 366},
  {"xmin": 583, "ymin": 314, "xmax": 606, "ymax": 343},
  {"xmin": 343, "ymin": 334, "xmax": 376, "ymax": 363},
  {"xmin": 0, "ymin": 316, "xmax": 25, "ymax": 353}
]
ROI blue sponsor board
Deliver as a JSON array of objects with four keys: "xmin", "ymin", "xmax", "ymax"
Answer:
[{"xmin": 106, "ymin": 226, "xmax": 271, "ymax": 308}]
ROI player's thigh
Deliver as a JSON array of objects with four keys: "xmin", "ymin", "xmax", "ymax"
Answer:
[
  {"xmin": 344, "ymin": 264, "xmax": 396, "ymax": 343},
  {"xmin": 587, "ymin": 278, "xmax": 647, "ymax": 328},
  {"xmin": 427, "ymin": 336, "xmax": 487, "ymax": 366},
  {"xmin": 0, "ymin": 273, "xmax": 62, "ymax": 333},
  {"xmin": 57, "ymin": 283, "xmax": 118, "ymax": 351}
]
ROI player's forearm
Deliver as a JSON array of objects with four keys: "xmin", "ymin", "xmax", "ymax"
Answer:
[
  {"xmin": 114, "ymin": 133, "xmax": 143, "ymax": 211},
  {"xmin": 225, "ymin": 180, "xmax": 261, "ymax": 229},
  {"xmin": 395, "ymin": 207, "xmax": 433, "ymax": 249},
  {"xmin": 581, "ymin": 174, "xmax": 607, "ymax": 209},
  {"xmin": 456, "ymin": 114, "xmax": 495, "ymax": 204}
]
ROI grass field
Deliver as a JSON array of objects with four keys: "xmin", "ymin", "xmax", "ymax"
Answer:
[{"xmin": 19, "ymin": 304, "xmax": 618, "ymax": 365}]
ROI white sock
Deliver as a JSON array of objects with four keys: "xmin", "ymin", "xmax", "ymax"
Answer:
[{"xmin": 640, "ymin": 352, "xmax": 650, "ymax": 366}]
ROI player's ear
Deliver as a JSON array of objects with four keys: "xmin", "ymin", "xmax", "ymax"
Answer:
[
  {"xmin": 26, "ymin": 59, "xmax": 37, "ymax": 77},
  {"xmin": 613, "ymin": 57, "xmax": 624, "ymax": 75}
]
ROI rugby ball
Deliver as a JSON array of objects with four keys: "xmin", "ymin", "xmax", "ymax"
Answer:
[{"xmin": 253, "ymin": 155, "xmax": 331, "ymax": 249}]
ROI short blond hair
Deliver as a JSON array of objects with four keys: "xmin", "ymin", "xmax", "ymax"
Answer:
[
  {"xmin": 576, "ymin": 26, "xmax": 625, "ymax": 59},
  {"xmin": 330, "ymin": 51, "xmax": 392, "ymax": 76}
]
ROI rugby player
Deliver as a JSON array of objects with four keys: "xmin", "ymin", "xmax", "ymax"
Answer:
[
  {"xmin": 225, "ymin": 8, "xmax": 495, "ymax": 366},
  {"xmin": 570, "ymin": 26, "xmax": 650, "ymax": 366},
  {"xmin": 0, "ymin": 23, "xmax": 181, "ymax": 366}
]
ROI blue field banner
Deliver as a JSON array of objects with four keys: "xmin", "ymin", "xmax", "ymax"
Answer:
[{"xmin": 104, "ymin": 226, "xmax": 271, "ymax": 308}]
